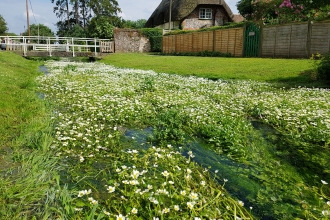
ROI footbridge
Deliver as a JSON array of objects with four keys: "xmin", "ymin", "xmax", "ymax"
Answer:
[{"xmin": 0, "ymin": 36, "xmax": 114, "ymax": 57}]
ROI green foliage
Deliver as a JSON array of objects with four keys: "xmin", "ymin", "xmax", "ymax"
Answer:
[
  {"xmin": 160, "ymin": 50, "xmax": 232, "ymax": 57},
  {"xmin": 312, "ymin": 5, "xmax": 330, "ymax": 21},
  {"xmin": 67, "ymin": 24, "xmax": 87, "ymax": 38},
  {"xmin": 140, "ymin": 28, "xmax": 163, "ymax": 52},
  {"xmin": 0, "ymin": 14, "xmax": 8, "ymax": 34},
  {"xmin": 52, "ymin": 0, "xmax": 122, "ymax": 38},
  {"xmin": 21, "ymin": 24, "xmax": 55, "ymax": 37},
  {"xmin": 237, "ymin": 0, "xmax": 329, "ymax": 24},
  {"xmin": 317, "ymin": 53, "xmax": 330, "ymax": 82},
  {"xmin": 291, "ymin": 0, "xmax": 330, "ymax": 10},
  {"xmin": 122, "ymin": 19, "xmax": 147, "ymax": 29},
  {"xmin": 164, "ymin": 22, "xmax": 247, "ymax": 36},
  {"xmin": 88, "ymin": 16, "xmax": 116, "ymax": 39}
]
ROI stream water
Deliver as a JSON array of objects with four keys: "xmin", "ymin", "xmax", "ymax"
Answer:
[{"xmin": 123, "ymin": 124, "xmax": 278, "ymax": 220}]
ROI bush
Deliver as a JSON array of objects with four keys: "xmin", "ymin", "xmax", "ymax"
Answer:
[
  {"xmin": 159, "ymin": 50, "xmax": 232, "ymax": 57},
  {"xmin": 141, "ymin": 28, "xmax": 163, "ymax": 52},
  {"xmin": 317, "ymin": 53, "xmax": 330, "ymax": 81}
]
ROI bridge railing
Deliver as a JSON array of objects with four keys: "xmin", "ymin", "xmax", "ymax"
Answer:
[{"xmin": 0, "ymin": 36, "xmax": 114, "ymax": 56}]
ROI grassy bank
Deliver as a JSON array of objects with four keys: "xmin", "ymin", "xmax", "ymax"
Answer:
[
  {"xmin": 0, "ymin": 52, "xmax": 60, "ymax": 219},
  {"xmin": 100, "ymin": 53, "xmax": 324, "ymax": 88}
]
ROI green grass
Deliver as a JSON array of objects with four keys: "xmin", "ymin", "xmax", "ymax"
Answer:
[
  {"xmin": 101, "ymin": 53, "xmax": 325, "ymax": 88},
  {"xmin": 0, "ymin": 52, "xmax": 61, "ymax": 219}
]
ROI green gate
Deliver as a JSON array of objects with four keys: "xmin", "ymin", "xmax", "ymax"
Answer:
[{"xmin": 244, "ymin": 24, "xmax": 260, "ymax": 57}]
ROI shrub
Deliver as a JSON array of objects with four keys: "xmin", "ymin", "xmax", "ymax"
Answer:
[
  {"xmin": 141, "ymin": 28, "xmax": 163, "ymax": 52},
  {"xmin": 317, "ymin": 53, "xmax": 330, "ymax": 82},
  {"xmin": 159, "ymin": 50, "xmax": 232, "ymax": 57}
]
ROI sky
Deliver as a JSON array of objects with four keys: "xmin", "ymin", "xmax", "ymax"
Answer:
[{"xmin": 1, "ymin": 0, "xmax": 239, "ymax": 35}]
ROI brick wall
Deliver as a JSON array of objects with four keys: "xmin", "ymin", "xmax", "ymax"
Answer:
[{"xmin": 114, "ymin": 28, "xmax": 151, "ymax": 53}]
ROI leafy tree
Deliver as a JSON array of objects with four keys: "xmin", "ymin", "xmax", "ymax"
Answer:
[
  {"xmin": 21, "ymin": 24, "xmax": 55, "ymax": 37},
  {"xmin": 122, "ymin": 19, "xmax": 147, "ymax": 29},
  {"xmin": 0, "ymin": 14, "xmax": 8, "ymax": 34},
  {"xmin": 67, "ymin": 24, "xmax": 87, "ymax": 38},
  {"xmin": 51, "ymin": 0, "xmax": 122, "ymax": 38},
  {"xmin": 87, "ymin": 16, "xmax": 116, "ymax": 39}
]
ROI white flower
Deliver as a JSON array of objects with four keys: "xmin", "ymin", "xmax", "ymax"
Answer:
[
  {"xmin": 186, "ymin": 168, "xmax": 192, "ymax": 174},
  {"xmin": 187, "ymin": 201, "xmax": 195, "ymax": 209},
  {"xmin": 238, "ymin": 200, "xmax": 244, "ymax": 206},
  {"xmin": 322, "ymin": 210, "xmax": 329, "ymax": 216},
  {"xmin": 200, "ymin": 181, "xmax": 206, "ymax": 186},
  {"xmin": 321, "ymin": 180, "xmax": 328, "ymax": 185},
  {"xmin": 161, "ymin": 170, "xmax": 170, "ymax": 177},
  {"xmin": 174, "ymin": 205, "xmax": 180, "ymax": 211},
  {"xmin": 107, "ymin": 186, "xmax": 115, "ymax": 193},
  {"xmin": 189, "ymin": 192, "xmax": 199, "ymax": 200},
  {"xmin": 162, "ymin": 207, "xmax": 170, "ymax": 213},
  {"xmin": 131, "ymin": 170, "xmax": 140, "ymax": 179},
  {"xmin": 116, "ymin": 214, "xmax": 126, "ymax": 220},
  {"xmin": 131, "ymin": 208, "xmax": 138, "ymax": 214},
  {"xmin": 103, "ymin": 210, "xmax": 110, "ymax": 216},
  {"xmin": 180, "ymin": 190, "xmax": 186, "ymax": 196},
  {"xmin": 79, "ymin": 156, "xmax": 84, "ymax": 162}
]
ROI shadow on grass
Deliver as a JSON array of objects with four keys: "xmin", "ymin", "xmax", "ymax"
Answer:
[{"xmin": 266, "ymin": 69, "xmax": 330, "ymax": 89}]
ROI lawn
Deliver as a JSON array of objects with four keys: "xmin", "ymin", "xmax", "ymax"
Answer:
[{"xmin": 100, "ymin": 53, "xmax": 321, "ymax": 87}]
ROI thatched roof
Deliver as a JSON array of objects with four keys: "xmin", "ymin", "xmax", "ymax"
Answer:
[{"xmin": 145, "ymin": 0, "xmax": 235, "ymax": 27}]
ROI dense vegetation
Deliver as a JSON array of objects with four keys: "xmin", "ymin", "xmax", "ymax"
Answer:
[{"xmin": 1, "ymin": 52, "xmax": 329, "ymax": 219}]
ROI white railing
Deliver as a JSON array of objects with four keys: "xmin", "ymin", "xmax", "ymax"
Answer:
[{"xmin": 0, "ymin": 36, "xmax": 114, "ymax": 57}]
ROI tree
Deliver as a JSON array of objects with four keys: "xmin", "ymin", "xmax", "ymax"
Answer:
[
  {"xmin": 87, "ymin": 16, "xmax": 117, "ymax": 39},
  {"xmin": 21, "ymin": 24, "xmax": 55, "ymax": 37},
  {"xmin": 0, "ymin": 15, "xmax": 8, "ymax": 34},
  {"xmin": 122, "ymin": 19, "xmax": 147, "ymax": 29},
  {"xmin": 51, "ymin": 0, "xmax": 122, "ymax": 38}
]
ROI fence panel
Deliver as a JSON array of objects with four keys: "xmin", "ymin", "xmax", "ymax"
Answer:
[
  {"xmin": 274, "ymin": 24, "xmax": 291, "ymax": 57},
  {"xmin": 162, "ymin": 27, "xmax": 244, "ymax": 56},
  {"xmin": 289, "ymin": 23, "xmax": 308, "ymax": 57},
  {"xmin": 162, "ymin": 35, "xmax": 176, "ymax": 53},
  {"xmin": 213, "ymin": 28, "xmax": 244, "ymax": 56},
  {"xmin": 310, "ymin": 22, "xmax": 330, "ymax": 55},
  {"xmin": 261, "ymin": 26, "xmax": 277, "ymax": 57}
]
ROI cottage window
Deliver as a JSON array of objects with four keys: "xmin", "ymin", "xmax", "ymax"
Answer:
[{"xmin": 199, "ymin": 8, "xmax": 212, "ymax": 19}]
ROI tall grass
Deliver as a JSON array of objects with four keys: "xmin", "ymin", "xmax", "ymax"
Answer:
[{"xmin": 0, "ymin": 52, "xmax": 60, "ymax": 219}]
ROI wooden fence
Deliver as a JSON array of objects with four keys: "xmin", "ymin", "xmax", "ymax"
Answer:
[
  {"xmin": 162, "ymin": 20, "xmax": 330, "ymax": 58},
  {"xmin": 162, "ymin": 28, "xmax": 244, "ymax": 56},
  {"xmin": 261, "ymin": 21, "xmax": 330, "ymax": 58}
]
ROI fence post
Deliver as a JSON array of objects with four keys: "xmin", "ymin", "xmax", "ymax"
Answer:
[
  {"xmin": 307, "ymin": 19, "xmax": 312, "ymax": 57},
  {"xmin": 72, "ymin": 38, "xmax": 75, "ymax": 57},
  {"xmin": 23, "ymin": 37, "xmax": 26, "ymax": 56},
  {"xmin": 48, "ymin": 37, "xmax": 52, "ymax": 57},
  {"xmin": 94, "ymin": 38, "xmax": 97, "ymax": 56}
]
